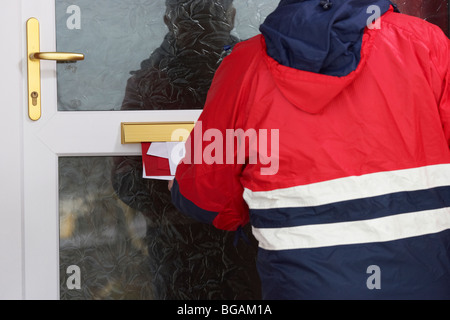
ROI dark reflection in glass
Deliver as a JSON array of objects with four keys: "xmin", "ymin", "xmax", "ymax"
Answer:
[
  {"xmin": 112, "ymin": 0, "xmax": 261, "ymax": 300},
  {"xmin": 60, "ymin": 157, "xmax": 154, "ymax": 300},
  {"xmin": 59, "ymin": 157, "xmax": 260, "ymax": 300},
  {"xmin": 121, "ymin": 0, "xmax": 238, "ymax": 110}
]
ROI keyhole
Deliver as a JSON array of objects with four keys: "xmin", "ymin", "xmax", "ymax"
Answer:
[{"xmin": 31, "ymin": 91, "xmax": 39, "ymax": 106}]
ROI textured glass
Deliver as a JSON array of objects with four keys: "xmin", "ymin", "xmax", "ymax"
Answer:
[
  {"xmin": 59, "ymin": 157, "xmax": 153, "ymax": 299},
  {"xmin": 55, "ymin": 0, "xmax": 277, "ymax": 111},
  {"xmin": 60, "ymin": 157, "xmax": 261, "ymax": 300}
]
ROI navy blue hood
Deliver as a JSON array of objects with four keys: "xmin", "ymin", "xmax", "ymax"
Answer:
[{"xmin": 260, "ymin": 0, "xmax": 392, "ymax": 76}]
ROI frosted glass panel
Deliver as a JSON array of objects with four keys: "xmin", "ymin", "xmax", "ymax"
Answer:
[
  {"xmin": 55, "ymin": 0, "xmax": 277, "ymax": 111},
  {"xmin": 59, "ymin": 157, "xmax": 261, "ymax": 300}
]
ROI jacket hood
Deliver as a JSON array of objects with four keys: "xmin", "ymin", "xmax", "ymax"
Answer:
[
  {"xmin": 260, "ymin": 0, "xmax": 391, "ymax": 76},
  {"xmin": 259, "ymin": 0, "xmax": 392, "ymax": 114}
]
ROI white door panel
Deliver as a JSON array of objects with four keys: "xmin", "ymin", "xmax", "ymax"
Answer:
[{"xmin": 20, "ymin": 0, "xmax": 204, "ymax": 299}]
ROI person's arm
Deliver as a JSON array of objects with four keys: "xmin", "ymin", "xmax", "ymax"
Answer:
[{"xmin": 170, "ymin": 46, "xmax": 252, "ymax": 231}]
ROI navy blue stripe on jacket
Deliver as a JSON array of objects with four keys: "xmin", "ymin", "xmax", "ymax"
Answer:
[
  {"xmin": 250, "ymin": 186, "xmax": 450, "ymax": 229},
  {"xmin": 257, "ymin": 230, "xmax": 450, "ymax": 300}
]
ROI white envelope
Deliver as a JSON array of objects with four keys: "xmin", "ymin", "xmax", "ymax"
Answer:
[{"xmin": 147, "ymin": 142, "xmax": 169, "ymax": 158}]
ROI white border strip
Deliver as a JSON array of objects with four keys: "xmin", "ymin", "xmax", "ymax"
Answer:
[
  {"xmin": 244, "ymin": 164, "xmax": 450, "ymax": 209},
  {"xmin": 253, "ymin": 207, "xmax": 450, "ymax": 251}
]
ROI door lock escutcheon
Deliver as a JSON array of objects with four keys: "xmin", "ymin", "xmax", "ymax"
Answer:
[{"xmin": 26, "ymin": 17, "xmax": 84, "ymax": 121}]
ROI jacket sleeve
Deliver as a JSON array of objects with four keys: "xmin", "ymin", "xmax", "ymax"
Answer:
[{"xmin": 171, "ymin": 46, "xmax": 252, "ymax": 231}]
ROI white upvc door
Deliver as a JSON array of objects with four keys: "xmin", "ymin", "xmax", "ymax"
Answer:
[{"xmin": 1, "ymin": 0, "xmax": 201, "ymax": 300}]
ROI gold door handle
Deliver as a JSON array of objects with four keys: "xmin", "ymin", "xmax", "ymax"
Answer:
[
  {"xmin": 30, "ymin": 52, "xmax": 84, "ymax": 61},
  {"xmin": 26, "ymin": 17, "xmax": 85, "ymax": 121}
]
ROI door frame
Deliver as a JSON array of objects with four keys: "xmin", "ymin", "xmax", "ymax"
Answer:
[{"xmin": 0, "ymin": 2, "xmax": 25, "ymax": 300}]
